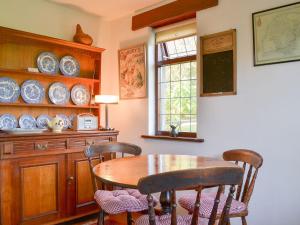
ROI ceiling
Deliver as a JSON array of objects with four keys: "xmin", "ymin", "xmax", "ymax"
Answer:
[{"xmin": 51, "ymin": 0, "xmax": 175, "ymax": 21}]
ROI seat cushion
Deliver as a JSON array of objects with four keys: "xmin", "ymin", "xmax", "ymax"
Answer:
[
  {"xmin": 178, "ymin": 192, "xmax": 247, "ymax": 218},
  {"xmin": 136, "ymin": 214, "xmax": 209, "ymax": 225},
  {"xmin": 94, "ymin": 189, "xmax": 152, "ymax": 214}
]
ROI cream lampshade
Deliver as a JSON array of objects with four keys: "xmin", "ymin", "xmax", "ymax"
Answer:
[{"xmin": 95, "ymin": 95, "xmax": 119, "ymax": 130}]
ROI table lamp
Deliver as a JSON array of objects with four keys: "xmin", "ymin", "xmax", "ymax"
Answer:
[{"xmin": 95, "ymin": 95, "xmax": 119, "ymax": 130}]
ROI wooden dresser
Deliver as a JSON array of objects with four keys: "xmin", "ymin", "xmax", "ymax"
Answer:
[
  {"xmin": 0, "ymin": 130, "xmax": 118, "ymax": 225},
  {"xmin": 0, "ymin": 27, "xmax": 118, "ymax": 224}
]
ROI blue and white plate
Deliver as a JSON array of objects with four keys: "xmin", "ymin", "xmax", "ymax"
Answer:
[
  {"xmin": 37, "ymin": 52, "xmax": 59, "ymax": 74},
  {"xmin": 0, "ymin": 114, "xmax": 18, "ymax": 130},
  {"xmin": 48, "ymin": 82, "xmax": 70, "ymax": 105},
  {"xmin": 21, "ymin": 80, "xmax": 45, "ymax": 104},
  {"xmin": 71, "ymin": 84, "xmax": 90, "ymax": 105},
  {"xmin": 37, "ymin": 114, "xmax": 52, "ymax": 129},
  {"xmin": 0, "ymin": 77, "xmax": 20, "ymax": 103},
  {"xmin": 56, "ymin": 114, "xmax": 70, "ymax": 130},
  {"xmin": 68, "ymin": 114, "xmax": 76, "ymax": 129},
  {"xmin": 59, "ymin": 56, "xmax": 80, "ymax": 77},
  {"xmin": 19, "ymin": 114, "xmax": 37, "ymax": 129}
]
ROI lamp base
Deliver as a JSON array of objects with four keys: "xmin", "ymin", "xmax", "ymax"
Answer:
[{"xmin": 99, "ymin": 127, "xmax": 115, "ymax": 131}]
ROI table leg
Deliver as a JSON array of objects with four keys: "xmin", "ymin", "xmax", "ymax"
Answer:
[{"xmin": 159, "ymin": 191, "xmax": 172, "ymax": 214}]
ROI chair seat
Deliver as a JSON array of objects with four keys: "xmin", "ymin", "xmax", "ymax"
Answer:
[
  {"xmin": 178, "ymin": 192, "xmax": 247, "ymax": 218},
  {"xmin": 94, "ymin": 189, "xmax": 153, "ymax": 214},
  {"xmin": 136, "ymin": 214, "xmax": 209, "ymax": 225}
]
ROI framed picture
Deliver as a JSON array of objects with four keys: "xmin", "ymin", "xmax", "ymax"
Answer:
[
  {"xmin": 118, "ymin": 44, "xmax": 147, "ymax": 99},
  {"xmin": 253, "ymin": 2, "xmax": 300, "ymax": 66}
]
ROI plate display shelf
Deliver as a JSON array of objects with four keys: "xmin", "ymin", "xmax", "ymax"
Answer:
[{"xmin": 0, "ymin": 26, "xmax": 104, "ymax": 124}]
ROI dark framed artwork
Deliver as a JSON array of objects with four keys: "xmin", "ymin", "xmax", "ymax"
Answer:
[{"xmin": 253, "ymin": 2, "xmax": 300, "ymax": 66}]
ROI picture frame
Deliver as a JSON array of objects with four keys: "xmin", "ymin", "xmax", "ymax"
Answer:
[
  {"xmin": 118, "ymin": 44, "xmax": 147, "ymax": 99},
  {"xmin": 252, "ymin": 2, "xmax": 300, "ymax": 66},
  {"xmin": 200, "ymin": 29, "xmax": 237, "ymax": 97}
]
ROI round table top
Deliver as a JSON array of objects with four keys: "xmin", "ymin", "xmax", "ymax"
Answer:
[{"xmin": 93, "ymin": 154, "xmax": 238, "ymax": 188}]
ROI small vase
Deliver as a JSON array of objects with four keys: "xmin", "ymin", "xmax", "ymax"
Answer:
[{"xmin": 73, "ymin": 24, "xmax": 93, "ymax": 46}]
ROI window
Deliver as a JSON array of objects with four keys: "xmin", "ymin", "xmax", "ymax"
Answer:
[{"xmin": 155, "ymin": 24, "xmax": 197, "ymax": 137}]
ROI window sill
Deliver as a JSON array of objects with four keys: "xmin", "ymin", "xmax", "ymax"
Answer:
[{"xmin": 141, "ymin": 135, "xmax": 204, "ymax": 143}]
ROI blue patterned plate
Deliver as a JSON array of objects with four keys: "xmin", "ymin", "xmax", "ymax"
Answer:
[
  {"xmin": 0, "ymin": 77, "xmax": 20, "ymax": 103},
  {"xmin": 37, "ymin": 114, "xmax": 52, "ymax": 129},
  {"xmin": 71, "ymin": 84, "xmax": 90, "ymax": 105},
  {"xmin": 19, "ymin": 114, "xmax": 37, "ymax": 129},
  {"xmin": 69, "ymin": 113, "xmax": 76, "ymax": 129},
  {"xmin": 21, "ymin": 80, "xmax": 45, "ymax": 104},
  {"xmin": 0, "ymin": 114, "xmax": 18, "ymax": 130},
  {"xmin": 56, "ymin": 114, "xmax": 70, "ymax": 130},
  {"xmin": 48, "ymin": 82, "xmax": 70, "ymax": 105},
  {"xmin": 59, "ymin": 56, "xmax": 80, "ymax": 77},
  {"xmin": 37, "ymin": 52, "xmax": 59, "ymax": 74}
]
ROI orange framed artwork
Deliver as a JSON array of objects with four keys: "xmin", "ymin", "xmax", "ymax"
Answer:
[{"xmin": 118, "ymin": 44, "xmax": 147, "ymax": 99}]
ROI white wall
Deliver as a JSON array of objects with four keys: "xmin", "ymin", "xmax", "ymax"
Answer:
[
  {"xmin": 101, "ymin": 0, "xmax": 300, "ymax": 225},
  {"xmin": 0, "ymin": 0, "xmax": 101, "ymax": 44}
]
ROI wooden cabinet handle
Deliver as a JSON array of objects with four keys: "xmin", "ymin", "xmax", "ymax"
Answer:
[{"xmin": 36, "ymin": 144, "xmax": 48, "ymax": 151}]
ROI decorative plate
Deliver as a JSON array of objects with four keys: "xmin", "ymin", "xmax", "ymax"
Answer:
[
  {"xmin": 37, "ymin": 52, "xmax": 59, "ymax": 74},
  {"xmin": 48, "ymin": 82, "xmax": 70, "ymax": 105},
  {"xmin": 69, "ymin": 113, "xmax": 76, "ymax": 129},
  {"xmin": 59, "ymin": 56, "xmax": 80, "ymax": 77},
  {"xmin": 56, "ymin": 114, "xmax": 70, "ymax": 130},
  {"xmin": 19, "ymin": 114, "xmax": 37, "ymax": 129},
  {"xmin": 0, "ymin": 114, "xmax": 18, "ymax": 130},
  {"xmin": 0, "ymin": 77, "xmax": 20, "ymax": 103},
  {"xmin": 1, "ymin": 128, "xmax": 45, "ymax": 134},
  {"xmin": 71, "ymin": 84, "xmax": 90, "ymax": 105},
  {"xmin": 37, "ymin": 114, "xmax": 52, "ymax": 129},
  {"xmin": 21, "ymin": 80, "xmax": 45, "ymax": 104}
]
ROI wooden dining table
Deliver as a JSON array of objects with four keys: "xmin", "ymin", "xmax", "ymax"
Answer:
[{"xmin": 93, "ymin": 154, "xmax": 239, "ymax": 214}]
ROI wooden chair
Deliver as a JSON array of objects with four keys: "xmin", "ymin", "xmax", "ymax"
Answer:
[
  {"xmin": 136, "ymin": 166, "xmax": 244, "ymax": 225},
  {"xmin": 179, "ymin": 149, "xmax": 263, "ymax": 225},
  {"xmin": 85, "ymin": 142, "xmax": 146, "ymax": 225}
]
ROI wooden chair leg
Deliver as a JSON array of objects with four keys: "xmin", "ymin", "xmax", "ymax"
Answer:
[
  {"xmin": 226, "ymin": 219, "xmax": 231, "ymax": 225},
  {"xmin": 98, "ymin": 210, "xmax": 105, "ymax": 225},
  {"xmin": 127, "ymin": 212, "xmax": 133, "ymax": 225},
  {"xmin": 242, "ymin": 216, "xmax": 247, "ymax": 225}
]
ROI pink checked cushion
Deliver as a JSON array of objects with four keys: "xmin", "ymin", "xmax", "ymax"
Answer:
[
  {"xmin": 178, "ymin": 192, "xmax": 246, "ymax": 218},
  {"xmin": 94, "ymin": 189, "xmax": 153, "ymax": 214},
  {"xmin": 136, "ymin": 214, "xmax": 209, "ymax": 225}
]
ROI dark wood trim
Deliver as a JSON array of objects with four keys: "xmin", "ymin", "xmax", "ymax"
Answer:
[
  {"xmin": 141, "ymin": 135, "xmax": 204, "ymax": 143},
  {"xmin": 132, "ymin": 0, "xmax": 218, "ymax": 30},
  {"xmin": 157, "ymin": 55, "xmax": 197, "ymax": 67},
  {"xmin": 157, "ymin": 131, "xmax": 196, "ymax": 138}
]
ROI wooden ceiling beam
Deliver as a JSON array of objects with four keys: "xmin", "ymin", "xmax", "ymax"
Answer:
[{"xmin": 132, "ymin": 0, "xmax": 218, "ymax": 31}]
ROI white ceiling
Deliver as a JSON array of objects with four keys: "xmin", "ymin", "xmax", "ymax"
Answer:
[{"xmin": 51, "ymin": 0, "xmax": 175, "ymax": 21}]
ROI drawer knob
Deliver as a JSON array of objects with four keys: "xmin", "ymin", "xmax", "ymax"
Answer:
[{"xmin": 36, "ymin": 144, "xmax": 48, "ymax": 151}]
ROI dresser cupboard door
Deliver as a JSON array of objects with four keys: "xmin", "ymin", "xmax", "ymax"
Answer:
[
  {"xmin": 66, "ymin": 152, "xmax": 99, "ymax": 215},
  {"xmin": 0, "ymin": 155, "xmax": 66, "ymax": 225}
]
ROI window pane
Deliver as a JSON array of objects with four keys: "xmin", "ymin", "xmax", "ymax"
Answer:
[
  {"xmin": 191, "ymin": 115, "xmax": 197, "ymax": 132},
  {"xmin": 171, "ymin": 64, "xmax": 180, "ymax": 81},
  {"xmin": 181, "ymin": 80, "xmax": 191, "ymax": 97},
  {"xmin": 174, "ymin": 39, "xmax": 187, "ymax": 54},
  {"xmin": 159, "ymin": 114, "xmax": 171, "ymax": 131},
  {"xmin": 181, "ymin": 63, "xmax": 190, "ymax": 80},
  {"xmin": 191, "ymin": 62, "xmax": 197, "ymax": 79},
  {"xmin": 171, "ymin": 98, "xmax": 180, "ymax": 114},
  {"xmin": 160, "ymin": 82, "xmax": 170, "ymax": 98},
  {"xmin": 160, "ymin": 99, "xmax": 170, "ymax": 114},
  {"xmin": 166, "ymin": 41, "xmax": 177, "ymax": 58},
  {"xmin": 181, "ymin": 98, "xmax": 191, "ymax": 114},
  {"xmin": 170, "ymin": 82, "xmax": 180, "ymax": 98},
  {"xmin": 160, "ymin": 66, "xmax": 170, "ymax": 82},
  {"xmin": 181, "ymin": 115, "xmax": 191, "ymax": 132},
  {"xmin": 171, "ymin": 114, "xmax": 180, "ymax": 127},
  {"xmin": 184, "ymin": 36, "xmax": 197, "ymax": 52},
  {"xmin": 191, "ymin": 97, "xmax": 197, "ymax": 114},
  {"xmin": 191, "ymin": 80, "xmax": 197, "ymax": 97}
]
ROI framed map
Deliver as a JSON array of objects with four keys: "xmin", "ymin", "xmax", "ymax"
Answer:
[
  {"xmin": 253, "ymin": 2, "xmax": 300, "ymax": 66},
  {"xmin": 118, "ymin": 44, "xmax": 147, "ymax": 99}
]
